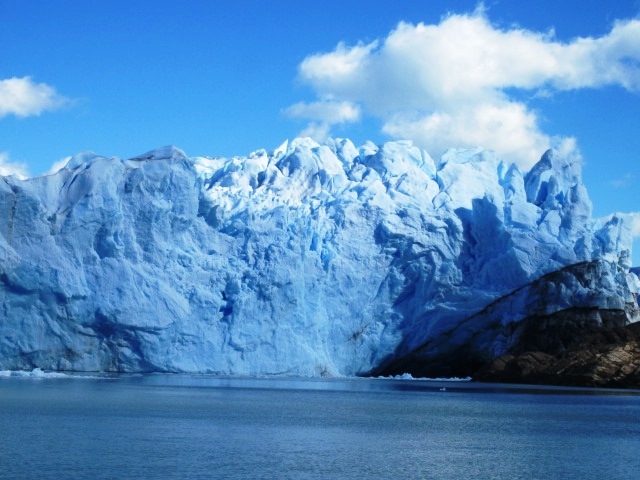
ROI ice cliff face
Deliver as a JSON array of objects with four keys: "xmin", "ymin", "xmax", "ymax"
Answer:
[{"xmin": 0, "ymin": 138, "xmax": 637, "ymax": 376}]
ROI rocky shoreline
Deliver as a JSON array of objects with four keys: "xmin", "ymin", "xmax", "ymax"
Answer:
[{"xmin": 473, "ymin": 322, "xmax": 640, "ymax": 388}]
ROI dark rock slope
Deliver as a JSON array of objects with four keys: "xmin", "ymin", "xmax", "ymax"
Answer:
[{"xmin": 473, "ymin": 322, "xmax": 640, "ymax": 388}]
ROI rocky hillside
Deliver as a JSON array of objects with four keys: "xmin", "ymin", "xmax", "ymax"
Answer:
[{"xmin": 473, "ymin": 322, "xmax": 640, "ymax": 388}]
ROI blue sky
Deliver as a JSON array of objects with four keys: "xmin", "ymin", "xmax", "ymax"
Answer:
[{"xmin": 1, "ymin": 0, "xmax": 639, "ymax": 264}]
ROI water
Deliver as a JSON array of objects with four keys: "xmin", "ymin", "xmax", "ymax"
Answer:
[{"xmin": 1, "ymin": 374, "xmax": 639, "ymax": 479}]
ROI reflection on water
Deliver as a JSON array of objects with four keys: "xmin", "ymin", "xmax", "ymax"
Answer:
[{"xmin": 1, "ymin": 374, "xmax": 639, "ymax": 479}]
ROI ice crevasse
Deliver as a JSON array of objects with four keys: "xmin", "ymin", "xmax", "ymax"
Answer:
[{"xmin": 0, "ymin": 138, "xmax": 637, "ymax": 376}]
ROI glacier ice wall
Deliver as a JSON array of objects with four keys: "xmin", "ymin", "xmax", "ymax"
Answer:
[{"xmin": 0, "ymin": 138, "xmax": 637, "ymax": 375}]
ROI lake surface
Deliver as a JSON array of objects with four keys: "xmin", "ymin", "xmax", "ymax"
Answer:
[{"xmin": 0, "ymin": 373, "xmax": 639, "ymax": 479}]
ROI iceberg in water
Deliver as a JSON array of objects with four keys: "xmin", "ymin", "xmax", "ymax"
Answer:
[{"xmin": 0, "ymin": 138, "xmax": 637, "ymax": 377}]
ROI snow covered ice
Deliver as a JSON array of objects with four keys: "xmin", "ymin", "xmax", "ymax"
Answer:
[{"xmin": 0, "ymin": 138, "xmax": 637, "ymax": 376}]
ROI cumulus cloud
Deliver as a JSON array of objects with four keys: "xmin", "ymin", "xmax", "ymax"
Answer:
[
  {"xmin": 0, "ymin": 152, "xmax": 29, "ymax": 178},
  {"xmin": 285, "ymin": 99, "xmax": 360, "ymax": 124},
  {"xmin": 381, "ymin": 100, "xmax": 554, "ymax": 168},
  {"xmin": 47, "ymin": 156, "xmax": 72, "ymax": 175},
  {"xmin": 284, "ymin": 99, "xmax": 360, "ymax": 142},
  {"xmin": 0, "ymin": 76, "xmax": 69, "ymax": 118},
  {"xmin": 289, "ymin": 10, "xmax": 640, "ymax": 169}
]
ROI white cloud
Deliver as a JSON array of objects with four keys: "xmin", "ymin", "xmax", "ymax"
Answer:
[
  {"xmin": 0, "ymin": 152, "xmax": 29, "ymax": 178},
  {"xmin": 47, "ymin": 156, "xmax": 71, "ymax": 175},
  {"xmin": 0, "ymin": 76, "xmax": 69, "ymax": 118},
  {"xmin": 298, "ymin": 122, "xmax": 332, "ymax": 143},
  {"xmin": 299, "ymin": 42, "xmax": 378, "ymax": 92},
  {"xmin": 285, "ymin": 100, "xmax": 360, "ymax": 124},
  {"xmin": 289, "ymin": 11, "xmax": 640, "ymax": 169},
  {"xmin": 284, "ymin": 99, "xmax": 360, "ymax": 142},
  {"xmin": 381, "ymin": 100, "xmax": 554, "ymax": 168}
]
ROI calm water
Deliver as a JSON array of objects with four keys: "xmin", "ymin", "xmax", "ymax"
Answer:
[{"xmin": 0, "ymin": 374, "xmax": 639, "ymax": 479}]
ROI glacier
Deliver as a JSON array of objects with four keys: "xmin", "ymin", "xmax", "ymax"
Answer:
[{"xmin": 0, "ymin": 138, "xmax": 637, "ymax": 376}]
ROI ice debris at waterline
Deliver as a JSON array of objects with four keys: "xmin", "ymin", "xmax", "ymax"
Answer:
[
  {"xmin": 0, "ymin": 368, "xmax": 68, "ymax": 379},
  {"xmin": 0, "ymin": 138, "xmax": 638, "ymax": 377}
]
